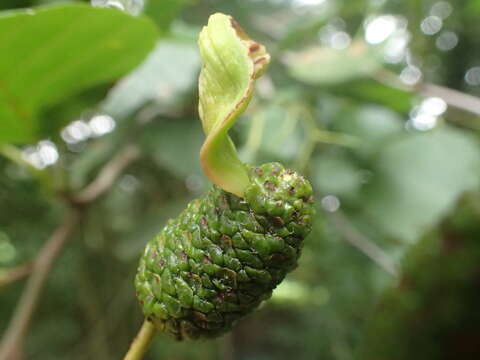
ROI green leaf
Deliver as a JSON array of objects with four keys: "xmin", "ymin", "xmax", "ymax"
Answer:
[
  {"xmin": 102, "ymin": 38, "xmax": 200, "ymax": 120},
  {"xmin": 145, "ymin": 0, "xmax": 195, "ymax": 32},
  {"xmin": 240, "ymin": 102, "xmax": 306, "ymax": 164},
  {"xmin": 285, "ymin": 41, "xmax": 381, "ymax": 86},
  {"xmin": 198, "ymin": 13, "xmax": 270, "ymax": 196},
  {"xmin": 332, "ymin": 105, "xmax": 404, "ymax": 157},
  {"xmin": 334, "ymin": 79, "xmax": 413, "ymax": 113},
  {"xmin": 312, "ymin": 152, "xmax": 363, "ymax": 199},
  {"xmin": 0, "ymin": 4, "xmax": 159, "ymax": 144},
  {"xmin": 142, "ymin": 119, "xmax": 204, "ymax": 179},
  {"xmin": 362, "ymin": 126, "xmax": 480, "ymax": 242}
]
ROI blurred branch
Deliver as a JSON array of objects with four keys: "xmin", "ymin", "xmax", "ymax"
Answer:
[
  {"xmin": 0, "ymin": 210, "xmax": 81, "ymax": 360},
  {"xmin": 0, "ymin": 143, "xmax": 140, "ymax": 360},
  {"xmin": 73, "ymin": 144, "xmax": 140, "ymax": 204},
  {"xmin": 299, "ymin": 105, "xmax": 361, "ymax": 148},
  {"xmin": 375, "ymin": 69, "xmax": 480, "ymax": 116},
  {"xmin": 295, "ymin": 105, "xmax": 361, "ymax": 171},
  {"xmin": 418, "ymin": 83, "xmax": 480, "ymax": 117},
  {"xmin": 329, "ymin": 211, "xmax": 398, "ymax": 277},
  {"xmin": 311, "ymin": 129, "xmax": 361, "ymax": 148},
  {"xmin": 0, "ymin": 144, "xmax": 39, "ymax": 174},
  {"xmin": 0, "ymin": 265, "xmax": 32, "ymax": 288}
]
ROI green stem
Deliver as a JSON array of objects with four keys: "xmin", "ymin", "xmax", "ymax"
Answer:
[
  {"xmin": 311, "ymin": 129, "xmax": 361, "ymax": 148},
  {"xmin": 0, "ymin": 143, "xmax": 40, "ymax": 173},
  {"xmin": 0, "ymin": 143, "xmax": 56, "ymax": 194},
  {"xmin": 123, "ymin": 320, "xmax": 156, "ymax": 360}
]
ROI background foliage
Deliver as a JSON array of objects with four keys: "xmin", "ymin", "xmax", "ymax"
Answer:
[{"xmin": 1, "ymin": 0, "xmax": 480, "ymax": 359}]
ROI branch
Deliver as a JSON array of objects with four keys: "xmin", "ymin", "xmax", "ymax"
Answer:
[
  {"xmin": 329, "ymin": 211, "xmax": 398, "ymax": 277},
  {"xmin": 73, "ymin": 144, "xmax": 140, "ymax": 204},
  {"xmin": 418, "ymin": 83, "xmax": 480, "ymax": 117},
  {"xmin": 0, "ymin": 265, "xmax": 32, "ymax": 288},
  {"xmin": 374, "ymin": 68, "xmax": 480, "ymax": 116},
  {"xmin": 0, "ymin": 144, "xmax": 141, "ymax": 360},
  {"xmin": 0, "ymin": 144, "xmax": 40, "ymax": 175},
  {"xmin": 0, "ymin": 210, "xmax": 81, "ymax": 360}
]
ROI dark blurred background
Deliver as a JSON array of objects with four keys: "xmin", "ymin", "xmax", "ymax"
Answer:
[{"xmin": 1, "ymin": 0, "xmax": 480, "ymax": 359}]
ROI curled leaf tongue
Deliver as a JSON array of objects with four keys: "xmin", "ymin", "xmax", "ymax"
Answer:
[{"xmin": 198, "ymin": 13, "xmax": 270, "ymax": 197}]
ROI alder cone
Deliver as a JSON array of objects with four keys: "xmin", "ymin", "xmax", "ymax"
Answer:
[{"xmin": 135, "ymin": 162, "xmax": 314, "ymax": 340}]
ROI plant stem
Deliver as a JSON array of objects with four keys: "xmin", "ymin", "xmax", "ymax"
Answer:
[
  {"xmin": 73, "ymin": 144, "xmax": 140, "ymax": 204},
  {"xmin": 329, "ymin": 211, "xmax": 398, "ymax": 277},
  {"xmin": 0, "ymin": 264, "xmax": 32, "ymax": 288},
  {"xmin": 0, "ymin": 143, "xmax": 40, "ymax": 174},
  {"xmin": 123, "ymin": 321, "xmax": 156, "ymax": 360},
  {"xmin": 374, "ymin": 68, "xmax": 480, "ymax": 116},
  {"xmin": 418, "ymin": 83, "xmax": 480, "ymax": 116},
  {"xmin": 312, "ymin": 129, "xmax": 361, "ymax": 148}
]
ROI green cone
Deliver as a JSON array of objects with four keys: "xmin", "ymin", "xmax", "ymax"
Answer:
[{"xmin": 135, "ymin": 162, "xmax": 314, "ymax": 340}]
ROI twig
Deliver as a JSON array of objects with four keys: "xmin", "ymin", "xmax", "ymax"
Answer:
[
  {"xmin": 0, "ymin": 144, "xmax": 141, "ymax": 360},
  {"xmin": 0, "ymin": 144, "xmax": 40, "ymax": 174},
  {"xmin": 418, "ymin": 83, "xmax": 480, "ymax": 116},
  {"xmin": 123, "ymin": 321, "xmax": 156, "ymax": 360},
  {"xmin": 312, "ymin": 129, "xmax": 361, "ymax": 148},
  {"xmin": 0, "ymin": 265, "xmax": 32, "ymax": 288},
  {"xmin": 0, "ymin": 210, "xmax": 82, "ymax": 360},
  {"xmin": 374, "ymin": 68, "xmax": 480, "ymax": 116},
  {"xmin": 329, "ymin": 211, "xmax": 398, "ymax": 277},
  {"xmin": 73, "ymin": 144, "xmax": 140, "ymax": 204}
]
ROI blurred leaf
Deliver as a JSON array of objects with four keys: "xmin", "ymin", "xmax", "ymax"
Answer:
[
  {"xmin": 145, "ymin": 0, "xmax": 195, "ymax": 32},
  {"xmin": 142, "ymin": 119, "xmax": 204, "ymax": 178},
  {"xmin": 277, "ymin": 7, "xmax": 334, "ymax": 51},
  {"xmin": 114, "ymin": 198, "xmax": 191, "ymax": 260},
  {"xmin": 335, "ymin": 79, "xmax": 413, "ymax": 113},
  {"xmin": 0, "ymin": 4, "xmax": 159, "ymax": 144},
  {"xmin": 0, "ymin": 0, "xmax": 31, "ymax": 10},
  {"xmin": 39, "ymin": 83, "xmax": 110, "ymax": 139},
  {"xmin": 0, "ymin": 232, "xmax": 15, "ymax": 265},
  {"xmin": 363, "ymin": 126, "xmax": 480, "ymax": 242},
  {"xmin": 254, "ymin": 104, "xmax": 305, "ymax": 161},
  {"xmin": 312, "ymin": 152, "xmax": 363, "ymax": 198},
  {"xmin": 332, "ymin": 105, "xmax": 405, "ymax": 157},
  {"xmin": 285, "ymin": 41, "xmax": 381, "ymax": 86},
  {"xmin": 102, "ymin": 38, "xmax": 200, "ymax": 119}
]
